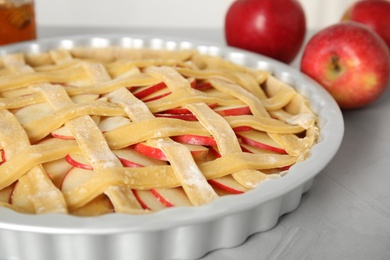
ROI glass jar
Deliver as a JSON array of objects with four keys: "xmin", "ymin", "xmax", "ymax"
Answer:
[{"xmin": 0, "ymin": 0, "xmax": 36, "ymax": 46}]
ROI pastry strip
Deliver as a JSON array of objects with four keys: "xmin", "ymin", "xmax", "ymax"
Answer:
[
  {"xmin": 0, "ymin": 109, "xmax": 68, "ymax": 213},
  {"xmin": 108, "ymin": 80, "xmax": 218, "ymax": 206}
]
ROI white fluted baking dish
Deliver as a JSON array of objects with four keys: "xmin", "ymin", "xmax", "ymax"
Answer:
[{"xmin": 0, "ymin": 35, "xmax": 344, "ymax": 260}]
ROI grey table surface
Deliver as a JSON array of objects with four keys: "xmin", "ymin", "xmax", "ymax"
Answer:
[{"xmin": 37, "ymin": 26, "xmax": 390, "ymax": 260}]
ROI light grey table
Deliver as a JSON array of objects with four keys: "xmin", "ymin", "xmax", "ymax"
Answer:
[{"xmin": 37, "ymin": 26, "xmax": 390, "ymax": 260}]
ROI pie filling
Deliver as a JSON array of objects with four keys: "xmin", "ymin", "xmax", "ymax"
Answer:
[{"xmin": 0, "ymin": 47, "xmax": 318, "ymax": 216}]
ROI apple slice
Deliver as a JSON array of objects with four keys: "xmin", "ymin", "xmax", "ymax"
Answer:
[
  {"xmin": 133, "ymin": 142, "xmax": 167, "ymax": 161},
  {"xmin": 141, "ymin": 87, "xmax": 171, "ymax": 102},
  {"xmin": 237, "ymin": 130, "xmax": 287, "ymax": 154},
  {"xmin": 98, "ymin": 116, "xmax": 131, "ymax": 132},
  {"xmin": 232, "ymin": 126, "xmax": 253, "ymax": 132},
  {"xmin": 154, "ymin": 113, "xmax": 198, "ymax": 121},
  {"xmin": 112, "ymin": 147, "xmax": 167, "ymax": 167},
  {"xmin": 162, "ymin": 103, "xmax": 218, "ymax": 115},
  {"xmin": 0, "ymin": 183, "xmax": 15, "ymax": 203},
  {"xmin": 65, "ymin": 154, "xmax": 93, "ymax": 170},
  {"xmin": 214, "ymin": 105, "xmax": 251, "ymax": 116},
  {"xmin": 209, "ymin": 146, "xmax": 221, "ymax": 158},
  {"xmin": 208, "ymin": 175, "xmax": 248, "ymax": 194},
  {"xmin": 134, "ymin": 142, "xmax": 209, "ymax": 162},
  {"xmin": 60, "ymin": 167, "xmax": 95, "ymax": 192},
  {"xmin": 51, "ymin": 116, "xmax": 100, "ymax": 139},
  {"xmin": 14, "ymin": 102, "xmax": 55, "ymax": 125},
  {"xmin": 0, "ymin": 149, "xmax": 5, "ymax": 165},
  {"xmin": 132, "ymin": 82, "xmax": 167, "ymax": 99},
  {"xmin": 240, "ymin": 143, "xmax": 278, "ymax": 155},
  {"xmin": 42, "ymin": 158, "xmax": 73, "ymax": 189},
  {"xmin": 171, "ymin": 134, "xmax": 216, "ymax": 146},
  {"xmin": 132, "ymin": 189, "xmax": 166, "ymax": 211},
  {"xmin": 51, "ymin": 126, "xmax": 74, "ymax": 140},
  {"xmin": 194, "ymin": 82, "xmax": 213, "ymax": 90},
  {"xmin": 9, "ymin": 181, "xmax": 34, "ymax": 213},
  {"xmin": 150, "ymin": 187, "xmax": 192, "ymax": 207}
]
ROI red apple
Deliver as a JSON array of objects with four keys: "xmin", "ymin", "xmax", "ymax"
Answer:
[
  {"xmin": 342, "ymin": 0, "xmax": 390, "ymax": 50},
  {"xmin": 300, "ymin": 21, "xmax": 390, "ymax": 109},
  {"xmin": 224, "ymin": 0, "xmax": 306, "ymax": 64}
]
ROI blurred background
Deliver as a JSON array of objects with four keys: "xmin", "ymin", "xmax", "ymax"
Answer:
[{"xmin": 35, "ymin": 0, "xmax": 359, "ymax": 31}]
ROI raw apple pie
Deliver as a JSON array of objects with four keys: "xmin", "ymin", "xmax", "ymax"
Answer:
[{"xmin": 0, "ymin": 46, "xmax": 318, "ymax": 216}]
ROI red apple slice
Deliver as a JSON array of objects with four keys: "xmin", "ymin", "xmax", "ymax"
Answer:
[
  {"xmin": 162, "ymin": 103, "xmax": 218, "ymax": 115},
  {"xmin": 209, "ymin": 146, "xmax": 221, "ymax": 158},
  {"xmin": 9, "ymin": 181, "xmax": 34, "ymax": 212},
  {"xmin": 0, "ymin": 149, "xmax": 5, "ymax": 165},
  {"xmin": 14, "ymin": 102, "xmax": 55, "ymax": 125},
  {"xmin": 98, "ymin": 116, "xmax": 131, "ymax": 132},
  {"xmin": 150, "ymin": 187, "xmax": 192, "ymax": 207},
  {"xmin": 132, "ymin": 82, "xmax": 167, "ymax": 99},
  {"xmin": 0, "ymin": 183, "xmax": 15, "ymax": 203},
  {"xmin": 240, "ymin": 143, "xmax": 278, "ymax": 155},
  {"xmin": 65, "ymin": 154, "xmax": 93, "ymax": 170},
  {"xmin": 214, "ymin": 105, "xmax": 251, "ymax": 116},
  {"xmin": 42, "ymin": 158, "xmax": 73, "ymax": 188},
  {"xmin": 237, "ymin": 130, "xmax": 287, "ymax": 154},
  {"xmin": 208, "ymin": 175, "xmax": 248, "ymax": 194},
  {"xmin": 51, "ymin": 126, "xmax": 74, "ymax": 140},
  {"xmin": 232, "ymin": 126, "xmax": 253, "ymax": 132},
  {"xmin": 134, "ymin": 142, "xmax": 209, "ymax": 162},
  {"xmin": 154, "ymin": 113, "xmax": 198, "ymax": 121},
  {"xmin": 171, "ymin": 134, "xmax": 217, "ymax": 146},
  {"xmin": 132, "ymin": 189, "xmax": 166, "ymax": 211},
  {"xmin": 133, "ymin": 142, "xmax": 167, "ymax": 161},
  {"xmin": 60, "ymin": 167, "xmax": 95, "ymax": 192},
  {"xmin": 188, "ymin": 77, "xmax": 197, "ymax": 88},
  {"xmin": 52, "ymin": 116, "xmax": 100, "ymax": 139},
  {"xmin": 112, "ymin": 147, "xmax": 167, "ymax": 167},
  {"xmin": 141, "ymin": 87, "xmax": 171, "ymax": 102},
  {"xmin": 194, "ymin": 82, "xmax": 213, "ymax": 90}
]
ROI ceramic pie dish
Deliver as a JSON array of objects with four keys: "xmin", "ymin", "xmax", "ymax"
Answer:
[{"xmin": 0, "ymin": 35, "xmax": 344, "ymax": 260}]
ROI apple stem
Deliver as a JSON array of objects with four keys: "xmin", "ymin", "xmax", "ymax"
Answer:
[{"xmin": 331, "ymin": 55, "xmax": 341, "ymax": 73}]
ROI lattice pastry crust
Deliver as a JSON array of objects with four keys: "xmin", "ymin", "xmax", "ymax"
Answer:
[{"xmin": 0, "ymin": 47, "xmax": 318, "ymax": 216}]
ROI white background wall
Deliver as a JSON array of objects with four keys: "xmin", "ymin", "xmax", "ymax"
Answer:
[{"xmin": 35, "ymin": 0, "xmax": 359, "ymax": 31}]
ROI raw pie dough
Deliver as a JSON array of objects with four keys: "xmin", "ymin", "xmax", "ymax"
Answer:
[{"xmin": 0, "ymin": 46, "xmax": 318, "ymax": 216}]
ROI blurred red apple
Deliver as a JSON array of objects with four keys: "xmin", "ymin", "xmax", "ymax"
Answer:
[
  {"xmin": 224, "ymin": 0, "xmax": 306, "ymax": 64},
  {"xmin": 300, "ymin": 21, "xmax": 390, "ymax": 109},
  {"xmin": 342, "ymin": 0, "xmax": 390, "ymax": 50}
]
